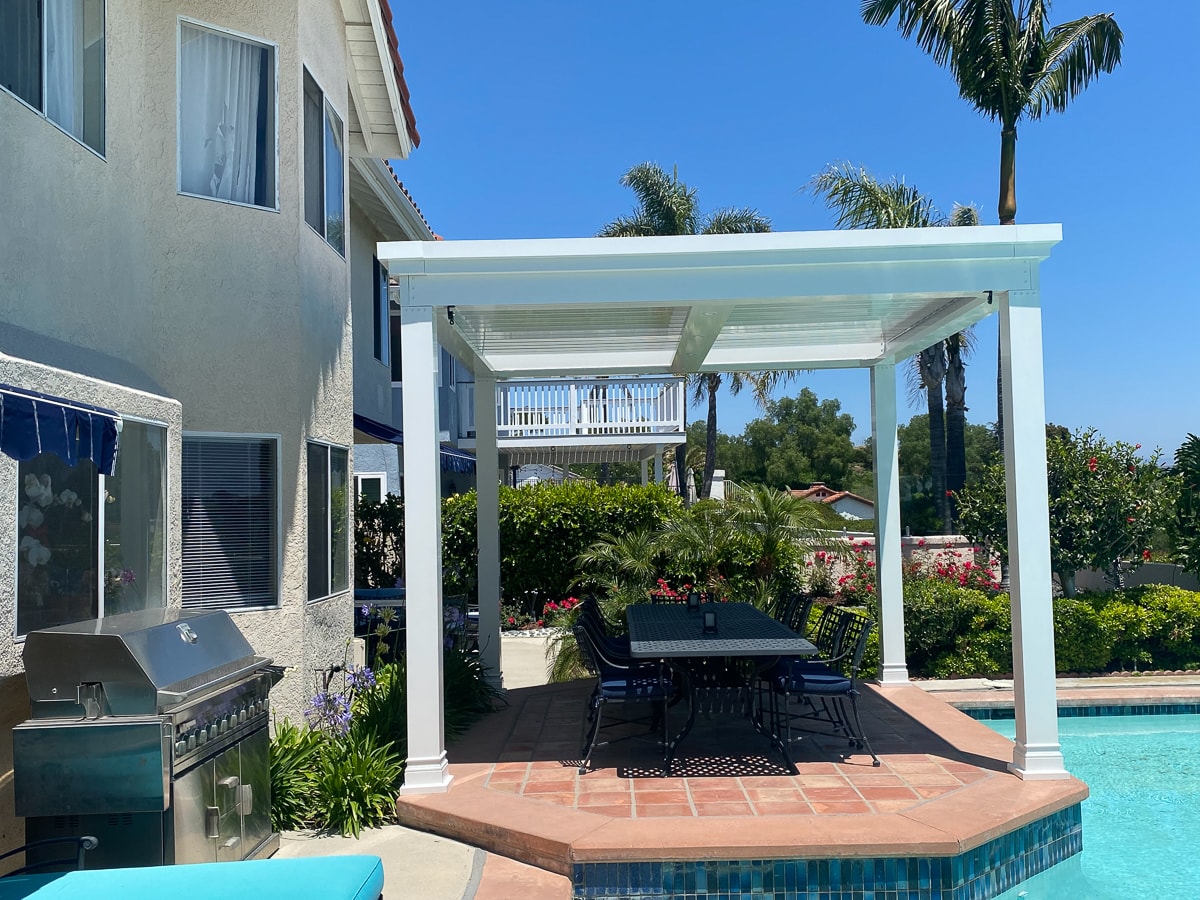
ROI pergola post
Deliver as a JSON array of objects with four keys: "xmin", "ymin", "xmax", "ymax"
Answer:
[
  {"xmin": 871, "ymin": 362, "xmax": 908, "ymax": 685},
  {"xmin": 399, "ymin": 303, "xmax": 452, "ymax": 793},
  {"xmin": 475, "ymin": 375, "xmax": 503, "ymax": 691},
  {"xmin": 640, "ymin": 459, "xmax": 648, "ymax": 486},
  {"xmin": 654, "ymin": 446, "xmax": 663, "ymax": 484},
  {"xmin": 1000, "ymin": 286, "xmax": 1067, "ymax": 780}
]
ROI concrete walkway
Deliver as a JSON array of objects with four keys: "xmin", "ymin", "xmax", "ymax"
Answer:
[{"xmin": 276, "ymin": 635, "xmax": 566, "ymax": 899}]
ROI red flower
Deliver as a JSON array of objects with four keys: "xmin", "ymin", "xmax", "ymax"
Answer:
[
  {"xmin": 945, "ymin": 490, "xmax": 954, "ymax": 497},
  {"xmin": 1135, "ymin": 443, "xmax": 1142, "ymax": 450},
  {"xmin": 1143, "ymin": 549, "xmax": 1152, "ymax": 561},
  {"xmin": 1087, "ymin": 457, "xmax": 1098, "ymax": 472},
  {"xmin": 1127, "ymin": 517, "xmax": 1135, "ymax": 523}
]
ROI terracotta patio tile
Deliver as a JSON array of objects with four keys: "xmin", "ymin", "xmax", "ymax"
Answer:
[
  {"xmin": 577, "ymin": 792, "xmax": 632, "ymax": 808},
  {"xmin": 577, "ymin": 779, "xmax": 631, "ymax": 793},
  {"xmin": 914, "ymin": 785, "xmax": 959, "ymax": 799},
  {"xmin": 634, "ymin": 789, "xmax": 690, "ymax": 804},
  {"xmin": 744, "ymin": 787, "xmax": 805, "ymax": 802},
  {"xmin": 687, "ymin": 787, "xmax": 747, "ymax": 803},
  {"xmin": 485, "ymin": 781, "xmax": 523, "ymax": 794},
  {"xmin": 796, "ymin": 774, "xmax": 851, "ymax": 788},
  {"xmin": 518, "ymin": 791, "xmax": 577, "ymax": 807},
  {"xmin": 634, "ymin": 803, "xmax": 695, "ymax": 818},
  {"xmin": 693, "ymin": 801, "xmax": 755, "ymax": 817},
  {"xmin": 955, "ymin": 771, "xmax": 992, "ymax": 784},
  {"xmin": 749, "ymin": 799, "xmax": 814, "ymax": 816},
  {"xmin": 528, "ymin": 760, "xmax": 572, "ymax": 772},
  {"xmin": 809, "ymin": 800, "xmax": 872, "ymax": 815},
  {"xmin": 841, "ymin": 773, "xmax": 905, "ymax": 787},
  {"xmin": 490, "ymin": 762, "xmax": 531, "ymax": 773},
  {"xmin": 802, "ymin": 787, "xmax": 862, "ymax": 802},
  {"xmin": 870, "ymin": 799, "xmax": 919, "ymax": 813},
  {"xmin": 857, "ymin": 786, "xmax": 920, "ymax": 801},
  {"xmin": 486, "ymin": 770, "xmax": 527, "ymax": 784},
  {"xmin": 739, "ymin": 775, "xmax": 800, "ymax": 789},
  {"xmin": 885, "ymin": 758, "xmax": 946, "ymax": 773},
  {"xmin": 522, "ymin": 780, "xmax": 579, "ymax": 795},
  {"xmin": 633, "ymin": 777, "xmax": 688, "ymax": 791},
  {"xmin": 578, "ymin": 804, "xmax": 636, "ymax": 819},
  {"xmin": 903, "ymin": 772, "xmax": 962, "ymax": 786}
]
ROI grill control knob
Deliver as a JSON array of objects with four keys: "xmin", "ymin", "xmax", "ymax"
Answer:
[
  {"xmin": 187, "ymin": 733, "xmax": 197, "ymax": 751},
  {"xmin": 198, "ymin": 728, "xmax": 208, "ymax": 745},
  {"xmin": 176, "ymin": 740, "xmax": 186, "ymax": 757},
  {"xmin": 219, "ymin": 718, "xmax": 229, "ymax": 734}
]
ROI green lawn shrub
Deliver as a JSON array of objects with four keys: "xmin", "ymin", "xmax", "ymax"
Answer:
[
  {"xmin": 902, "ymin": 580, "xmax": 1012, "ymax": 678},
  {"xmin": 1091, "ymin": 585, "xmax": 1200, "ymax": 670},
  {"xmin": 1053, "ymin": 596, "xmax": 1112, "ymax": 673}
]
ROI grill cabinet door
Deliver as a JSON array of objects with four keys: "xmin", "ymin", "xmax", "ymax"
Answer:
[
  {"xmin": 172, "ymin": 758, "xmax": 218, "ymax": 864},
  {"xmin": 239, "ymin": 725, "xmax": 272, "ymax": 856},
  {"xmin": 215, "ymin": 745, "xmax": 243, "ymax": 861}
]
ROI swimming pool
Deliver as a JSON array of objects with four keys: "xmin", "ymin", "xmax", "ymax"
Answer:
[{"xmin": 985, "ymin": 713, "xmax": 1200, "ymax": 899}]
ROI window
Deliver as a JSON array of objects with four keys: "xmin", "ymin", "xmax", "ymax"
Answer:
[
  {"xmin": 178, "ymin": 21, "xmax": 276, "ymax": 208},
  {"xmin": 303, "ymin": 69, "xmax": 345, "ymax": 254},
  {"xmin": 389, "ymin": 315, "xmax": 403, "ymax": 383},
  {"xmin": 355, "ymin": 472, "xmax": 386, "ymax": 505},
  {"xmin": 0, "ymin": 0, "xmax": 106, "ymax": 154},
  {"xmin": 307, "ymin": 442, "xmax": 348, "ymax": 600},
  {"xmin": 372, "ymin": 258, "xmax": 389, "ymax": 365},
  {"xmin": 16, "ymin": 419, "xmax": 166, "ymax": 635},
  {"xmin": 182, "ymin": 436, "xmax": 278, "ymax": 610}
]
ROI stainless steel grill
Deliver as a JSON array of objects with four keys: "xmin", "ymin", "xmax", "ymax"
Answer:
[{"xmin": 13, "ymin": 608, "xmax": 282, "ymax": 869}]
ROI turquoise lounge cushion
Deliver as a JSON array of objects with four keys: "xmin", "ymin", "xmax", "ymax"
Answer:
[{"xmin": 0, "ymin": 855, "xmax": 384, "ymax": 900}]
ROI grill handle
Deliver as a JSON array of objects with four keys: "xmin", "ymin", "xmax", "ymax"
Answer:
[
  {"xmin": 205, "ymin": 806, "xmax": 219, "ymax": 839},
  {"xmin": 156, "ymin": 657, "xmax": 274, "ymax": 707}
]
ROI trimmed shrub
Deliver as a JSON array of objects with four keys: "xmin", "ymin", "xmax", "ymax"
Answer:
[
  {"xmin": 902, "ymin": 580, "xmax": 1011, "ymax": 678},
  {"xmin": 1052, "ymin": 597, "xmax": 1111, "ymax": 673},
  {"xmin": 1093, "ymin": 585, "xmax": 1200, "ymax": 670}
]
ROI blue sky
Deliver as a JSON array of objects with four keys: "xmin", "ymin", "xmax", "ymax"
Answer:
[{"xmin": 389, "ymin": 1, "xmax": 1200, "ymax": 460}]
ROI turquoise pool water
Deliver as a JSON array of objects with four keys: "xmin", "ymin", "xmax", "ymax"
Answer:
[{"xmin": 986, "ymin": 714, "xmax": 1200, "ymax": 899}]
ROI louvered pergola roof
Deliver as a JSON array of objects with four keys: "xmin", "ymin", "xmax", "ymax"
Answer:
[{"xmin": 379, "ymin": 224, "xmax": 1060, "ymax": 379}]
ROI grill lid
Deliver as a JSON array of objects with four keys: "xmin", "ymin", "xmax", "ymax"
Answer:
[{"xmin": 23, "ymin": 608, "xmax": 269, "ymax": 717}]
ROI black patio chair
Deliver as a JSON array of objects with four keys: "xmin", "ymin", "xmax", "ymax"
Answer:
[
  {"xmin": 578, "ymin": 596, "xmax": 631, "ymax": 656},
  {"xmin": 762, "ymin": 607, "xmax": 880, "ymax": 767},
  {"xmin": 572, "ymin": 622, "xmax": 675, "ymax": 773},
  {"xmin": 0, "ymin": 835, "xmax": 99, "ymax": 877},
  {"xmin": 775, "ymin": 592, "xmax": 816, "ymax": 636}
]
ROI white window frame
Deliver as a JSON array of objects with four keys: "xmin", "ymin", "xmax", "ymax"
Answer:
[
  {"xmin": 307, "ymin": 439, "xmax": 350, "ymax": 602},
  {"xmin": 355, "ymin": 471, "xmax": 387, "ymax": 504},
  {"xmin": 302, "ymin": 66, "xmax": 345, "ymax": 256},
  {"xmin": 14, "ymin": 413, "xmax": 169, "ymax": 639},
  {"xmin": 176, "ymin": 17, "xmax": 280, "ymax": 212},
  {"xmin": 181, "ymin": 431, "xmax": 282, "ymax": 612},
  {"xmin": 0, "ymin": 0, "xmax": 108, "ymax": 158}
]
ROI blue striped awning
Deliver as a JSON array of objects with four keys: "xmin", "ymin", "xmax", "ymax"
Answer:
[
  {"xmin": 0, "ymin": 384, "xmax": 122, "ymax": 475},
  {"xmin": 353, "ymin": 413, "xmax": 476, "ymax": 474}
]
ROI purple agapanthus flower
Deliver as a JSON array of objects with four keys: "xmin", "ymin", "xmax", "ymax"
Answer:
[
  {"xmin": 345, "ymin": 664, "xmax": 376, "ymax": 692},
  {"xmin": 360, "ymin": 604, "xmax": 373, "ymax": 618},
  {"xmin": 304, "ymin": 691, "xmax": 353, "ymax": 734}
]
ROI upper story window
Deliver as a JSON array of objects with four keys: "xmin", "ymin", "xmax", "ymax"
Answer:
[
  {"xmin": 0, "ymin": 0, "xmax": 106, "ymax": 154},
  {"xmin": 307, "ymin": 442, "xmax": 349, "ymax": 601},
  {"xmin": 178, "ymin": 20, "xmax": 277, "ymax": 209},
  {"xmin": 303, "ymin": 69, "xmax": 345, "ymax": 255}
]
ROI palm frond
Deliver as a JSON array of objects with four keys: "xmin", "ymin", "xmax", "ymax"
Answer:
[
  {"xmin": 808, "ymin": 163, "xmax": 943, "ymax": 229},
  {"xmin": 1027, "ymin": 14, "xmax": 1123, "ymax": 118},
  {"xmin": 619, "ymin": 162, "xmax": 699, "ymax": 235},
  {"xmin": 597, "ymin": 214, "xmax": 657, "ymax": 238},
  {"xmin": 860, "ymin": 0, "xmax": 962, "ymax": 67},
  {"xmin": 949, "ymin": 202, "xmax": 981, "ymax": 227},
  {"xmin": 702, "ymin": 207, "xmax": 772, "ymax": 235}
]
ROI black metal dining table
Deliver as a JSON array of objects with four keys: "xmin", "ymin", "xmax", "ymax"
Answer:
[{"xmin": 626, "ymin": 602, "xmax": 816, "ymax": 774}]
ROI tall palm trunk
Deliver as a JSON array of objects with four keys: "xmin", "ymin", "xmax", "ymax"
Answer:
[
  {"xmin": 945, "ymin": 337, "xmax": 967, "ymax": 526},
  {"xmin": 998, "ymin": 127, "xmax": 1018, "ymax": 225},
  {"xmin": 702, "ymin": 373, "xmax": 720, "ymax": 499},
  {"xmin": 919, "ymin": 345, "xmax": 950, "ymax": 533}
]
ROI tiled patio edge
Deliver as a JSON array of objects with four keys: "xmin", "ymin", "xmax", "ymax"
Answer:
[{"xmin": 570, "ymin": 804, "xmax": 1083, "ymax": 899}]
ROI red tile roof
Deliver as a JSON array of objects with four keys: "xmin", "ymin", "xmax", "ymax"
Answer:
[
  {"xmin": 376, "ymin": 0, "xmax": 421, "ymax": 149},
  {"xmin": 789, "ymin": 483, "xmax": 874, "ymax": 508},
  {"xmin": 383, "ymin": 161, "xmax": 435, "ymax": 235}
]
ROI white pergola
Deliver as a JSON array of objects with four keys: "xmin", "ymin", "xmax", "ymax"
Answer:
[{"xmin": 379, "ymin": 225, "xmax": 1068, "ymax": 793}]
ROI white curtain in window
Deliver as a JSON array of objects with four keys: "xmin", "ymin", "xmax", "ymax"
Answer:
[
  {"xmin": 179, "ymin": 25, "xmax": 262, "ymax": 204},
  {"xmin": 44, "ymin": 0, "xmax": 81, "ymax": 138}
]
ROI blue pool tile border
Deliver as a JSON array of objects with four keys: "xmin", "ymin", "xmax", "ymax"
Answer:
[
  {"xmin": 571, "ymin": 805, "xmax": 1082, "ymax": 899},
  {"xmin": 961, "ymin": 701, "xmax": 1200, "ymax": 720}
]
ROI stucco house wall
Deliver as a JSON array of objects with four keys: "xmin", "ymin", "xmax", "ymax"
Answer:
[{"xmin": 0, "ymin": 0, "xmax": 372, "ymax": 858}]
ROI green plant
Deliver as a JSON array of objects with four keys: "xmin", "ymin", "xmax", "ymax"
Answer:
[
  {"xmin": 310, "ymin": 729, "xmax": 403, "ymax": 839},
  {"xmin": 958, "ymin": 428, "xmax": 1180, "ymax": 595},
  {"xmin": 443, "ymin": 642, "xmax": 502, "ymax": 739},
  {"xmin": 269, "ymin": 718, "xmax": 321, "ymax": 831},
  {"xmin": 1052, "ymin": 597, "xmax": 1111, "ymax": 673},
  {"xmin": 1172, "ymin": 434, "xmax": 1200, "ymax": 577},
  {"xmin": 355, "ymin": 495, "xmax": 405, "ymax": 588}
]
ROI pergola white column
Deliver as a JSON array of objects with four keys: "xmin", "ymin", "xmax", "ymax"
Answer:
[
  {"xmin": 654, "ymin": 447, "xmax": 663, "ymax": 483},
  {"xmin": 1000, "ymin": 286, "xmax": 1067, "ymax": 780},
  {"xmin": 398, "ymin": 304, "xmax": 452, "ymax": 793},
  {"xmin": 475, "ymin": 375, "xmax": 503, "ymax": 691},
  {"xmin": 871, "ymin": 362, "xmax": 908, "ymax": 685},
  {"xmin": 640, "ymin": 459, "xmax": 648, "ymax": 485}
]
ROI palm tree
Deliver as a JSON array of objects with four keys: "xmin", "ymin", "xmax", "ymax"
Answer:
[
  {"xmin": 808, "ymin": 163, "xmax": 978, "ymax": 531},
  {"xmin": 861, "ymin": 0, "xmax": 1123, "ymax": 447},
  {"xmin": 600, "ymin": 162, "xmax": 790, "ymax": 500}
]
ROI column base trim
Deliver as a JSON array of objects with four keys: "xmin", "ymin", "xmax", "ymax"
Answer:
[
  {"xmin": 1009, "ymin": 742, "xmax": 1069, "ymax": 780},
  {"xmin": 877, "ymin": 664, "xmax": 910, "ymax": 686},
  {"xmin": 400, "ymin": 753, "xmax": 454, "ymax": 794}
]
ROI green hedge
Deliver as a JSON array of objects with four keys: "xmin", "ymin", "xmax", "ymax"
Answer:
[
  {"xmin": 442, "ymin": 482, "xmax": 683, "ymax": 614},
  {"xmin": 899, "ymin": 582, "xmax": 1200, "ymax": 678}
]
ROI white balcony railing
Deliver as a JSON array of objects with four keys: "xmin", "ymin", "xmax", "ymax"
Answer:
[{"xmin": 493, "ymin": 377, "xmax": 684, "ymax": 440}]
